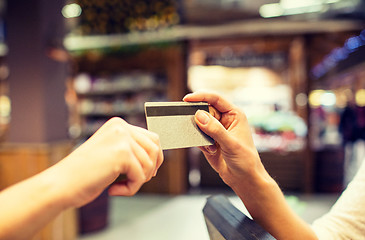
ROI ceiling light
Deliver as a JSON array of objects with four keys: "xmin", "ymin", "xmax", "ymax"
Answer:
[{"xmin": 62, "ymin": 3, "xmax": 82, "ymax": 19}]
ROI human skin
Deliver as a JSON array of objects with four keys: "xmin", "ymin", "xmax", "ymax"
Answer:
[
  {"xmin": 184, "ymin": 91, "xmax": 317, "ymax": 240},
  {"xmin": 0, "ymin": 117, "xmax": 163, "ymax": 240}
]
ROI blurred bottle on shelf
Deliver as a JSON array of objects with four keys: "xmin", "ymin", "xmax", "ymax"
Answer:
[{"xmin": 69, "ymin": 71, "xmax": 168, "ymax": 139}]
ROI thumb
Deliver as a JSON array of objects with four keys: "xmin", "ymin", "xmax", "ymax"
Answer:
[{"xmin": 195, "ymin": 110, "xmax": 231, "ymax": 146}]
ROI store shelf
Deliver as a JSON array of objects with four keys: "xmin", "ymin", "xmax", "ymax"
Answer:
[
  {"xmin": 71, "ymin": 71, "xmax": 167, "ymax": 134},
  {"xmin": 67, "ymin": 45, "xmax": 188, "ymax": 194},
  {"xmin": 79, "ymin": 110, "xmax": 144, "ymax": 117},
  {"xmin": 76, "ymin": 86, "xmax": 166, "ymax": 97},
  {"xmin": 64, "ymin": 19, "xmax": 365, "ymax": 51}
]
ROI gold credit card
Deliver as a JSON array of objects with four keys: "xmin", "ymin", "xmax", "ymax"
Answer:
[{"xmin": 144, "ymin": 102, "xmax": 214, "ymax": 150}]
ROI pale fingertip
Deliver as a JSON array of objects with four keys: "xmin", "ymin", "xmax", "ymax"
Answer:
[
  {"xmin": 195, "ymin": 110, "xmax": 210, "ymax": 125},
  {"xmin": 182, "ymin": 93, "xmax": 192, "ymax": 101}
]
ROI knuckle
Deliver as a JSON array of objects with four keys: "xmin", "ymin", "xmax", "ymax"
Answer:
[
  {"xmin": 231, "ymin": 140, "xmax": 243, "ymax": 151},
  {"xmin": 114, "ymin": 141, "xmax": 130, "ymax": 156},
  {"xmin": 148, "ymin": 147, "xmax": 160, "ymax": 165},
  {"xmin": 150, "ymin": 132, "xmax": 160, "ymax": 144},
  {"xmin": 107, "ymin": 117, "xmax": 130, "ymax": 133},
  {"xmin": 235, "ymin": 108, "xmax": 248, "ymax": 121},
  {"xmin": 208, "ymin": 124, "xmax": 221, "ymax": 136},
  {"xmin": 150, "ymin": 143, "xmax": 160, "ymax": 155},
  {"xmin": 114, "ymin": 126, "xmax": 126, "ymax": 136},
  {"xmin": 145, "ymin": 158, "xmax": 154, "ymax": 169},
  {"xmin": 108, "ymin": 117, "xmax": 124, "ymax": 125},
  {"xmin": 208, "ymin": 92, "xmax": 221, "ymax": 106},
  {"xmin": 111, "ymin": 124, "xmax": 129, "ymax": 137}
]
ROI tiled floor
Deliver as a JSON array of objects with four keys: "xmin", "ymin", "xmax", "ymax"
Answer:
[{"xmin": 77, "ymin": 190, "xmax": 340, "ymax": 240}]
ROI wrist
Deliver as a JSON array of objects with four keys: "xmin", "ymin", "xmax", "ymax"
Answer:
[
  {"xmin": 225, "ymin": 159, "xmax": 275, "ymax": 195},
  {"xmin": 229, "ymin": 163, "xmax": 279, "ymax": 204},
  {"xmin": 39, "ymin": 163, "xmax": 75, "ymax": 210}
]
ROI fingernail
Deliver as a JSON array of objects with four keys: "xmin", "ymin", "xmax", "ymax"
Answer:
[
  {"xmin": 196, "ymin": 110, "xmax": 210, "ymax": 125},
  {"xmin": 182, "ymin": 94, "xmax": 191, "ymax": 101}
]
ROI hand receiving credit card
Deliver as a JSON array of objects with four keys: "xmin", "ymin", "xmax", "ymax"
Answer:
[{"xmin": 144, "ymin": 102, "xmax": 215, "ymax": 150}]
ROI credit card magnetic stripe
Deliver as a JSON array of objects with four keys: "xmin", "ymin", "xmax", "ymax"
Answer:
[{"xmin": 145, "ymin": 104, "xmax": 209, "ymax": 117}]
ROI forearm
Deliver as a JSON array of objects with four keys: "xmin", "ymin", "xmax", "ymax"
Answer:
[
  {"xmin": 0, "ymin": 166, "xmax": 70, "ymax": 240},
  {"xmin": 185, "ymin": 92, "xmax": 317, "ymax": 239},
  {"xmin": 232, "ymin": 173, "xmax": 317, "ymax": 240}
]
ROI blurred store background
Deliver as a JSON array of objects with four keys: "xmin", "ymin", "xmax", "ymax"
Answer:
[{"xmin": 0, "ymin": 0, "xmax": 365, "ymax": 239}]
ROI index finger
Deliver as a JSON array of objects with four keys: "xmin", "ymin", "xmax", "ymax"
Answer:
[{"xmin": 183, "ymin": 91, "xmax": 234, "ymax": 114}]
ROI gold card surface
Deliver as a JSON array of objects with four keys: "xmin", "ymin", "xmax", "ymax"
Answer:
[{"xmin": 145, "ymin": 102, "xmax": 214, "ymax": 150}]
